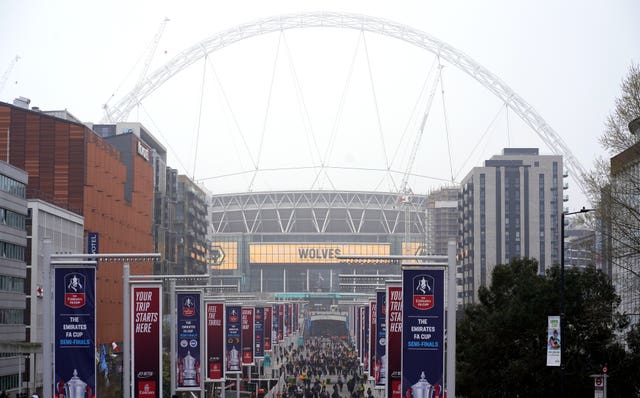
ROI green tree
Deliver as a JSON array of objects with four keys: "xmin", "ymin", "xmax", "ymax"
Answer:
[{"xmin": 456, "ymin": 258, "xmax": 637, "ymax": 397}]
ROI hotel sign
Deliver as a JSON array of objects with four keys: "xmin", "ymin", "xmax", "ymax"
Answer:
[
  {"xmin": 137, "ymin": 141, "xmax": 150, "ymax": 162},
  {"xmin": 249, "ymin": 243, "xmax": 390, "ymax": 264}
]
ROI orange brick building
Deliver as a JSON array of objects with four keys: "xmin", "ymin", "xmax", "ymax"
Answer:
[{"xmin": 0, "ymin": 100, "xmax": 154, "ymax": 344}]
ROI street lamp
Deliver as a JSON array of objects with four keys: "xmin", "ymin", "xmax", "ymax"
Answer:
[{"xmin": 560, "ymin": 206, "xmax": 594, "ymax": 397}]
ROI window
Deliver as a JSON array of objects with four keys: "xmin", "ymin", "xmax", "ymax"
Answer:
[
  {"xmin": 0, "ymin": 241, "xmax": 25, "ymax": 261},
  {"xmin": 0, "ymin": 174, "xmax": 26, "ymax": 198}
]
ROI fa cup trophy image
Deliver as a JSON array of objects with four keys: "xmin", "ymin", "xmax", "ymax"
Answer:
[
  {"xmin": 54, "ymin": 369, "xmax": 94, "ymax": 398},
  {"xmin": 177, "ymin": 351, "xmax": 201, "ymax": 387}
]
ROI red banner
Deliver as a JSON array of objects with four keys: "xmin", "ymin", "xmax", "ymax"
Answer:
[
  {"xmin": 132, "ymin": 285, "xmax": 162, "ymax": 398},
  {"xmin": 241, "ymin": 307, "xmax": 255, "ymax": 365},
  {"xmin": 206, "ymin": 302, "xmax": 224, "ymax": 381},
  {"xmin": 386, "ymin": 285, "xmax": 402, "ymax": 398},
  {"xmin": 369, "ymin": 300, "xmax": 376, "ymax": 379},
  {"xmin": 264, "ymin": 306, "xmax": 272, "ymax": 351}
]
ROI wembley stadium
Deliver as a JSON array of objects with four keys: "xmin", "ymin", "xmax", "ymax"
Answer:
[{"xmin": 207, "ymin": 190, "xmax": 430, "ymax": 299}]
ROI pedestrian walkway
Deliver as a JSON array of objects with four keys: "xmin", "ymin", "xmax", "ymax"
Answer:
[{"xmin": 266, "ymin": 335, "xmax": 380, "ymax": 398}]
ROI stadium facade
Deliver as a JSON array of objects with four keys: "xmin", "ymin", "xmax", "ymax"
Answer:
[{"xmin": 207, "ymin": 190, "xmax": 428, "ymax": 297}]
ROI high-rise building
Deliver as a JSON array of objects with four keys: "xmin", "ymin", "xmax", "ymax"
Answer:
[
  {"xmin": 0, "ymin": 100, "xmax": 154, "ymax": 344},
  {"xmin": 176, "ymin": 175, "xmax": 208, "ymax": 275},
  {"xmin": 0, "ymin": 161, "xmax": 28, "ymax": 395},
  {"xmin": 459, "ymin": 148, "xmax": 563, "ymax": 305}
]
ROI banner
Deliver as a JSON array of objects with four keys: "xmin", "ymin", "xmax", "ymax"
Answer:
[
  {"xmin": 54, "ymin": 267, "xmax": 96, "ymax": 398},
  {"xmin": 546, "ymin": 315, "xmax": 561, "ymax": 366},
  {"xmin": 386, "ymin": 285, "xmax": 402, "ymax": 398},
  {"xmin": 206, "ymin": 302, "xmax": 225, "ymax": 381},
  {"xmin": 241, "ymin": 307, "xmax": 255, "ymax": 365},
  {"xmin": 249, "ymin": 243, "xmax": 390, "ymax": 264},
  {"xmin": 176, "ymin": 292, "xmax": 202, "ymax": 390},
  {"xmin": 284, "ymin": 303, "xmax": 291, "ymax": 337},
  {"xmin": 293, "ymin": 303, "xmax": 299, "ymax": 333},
  {"xmin": 132, "ymin": 285, "xmax": 162, "ymax": 398},
  {"xmin": 255, "ymin": 307, "xmax": 265, "ymax": 358},
  {"xmin": 356, "ymin": 306, "xmax": 362, "ymax": 364},
  {"xmin": 273, "ymin": 304, "xmax": 282, "ymax": 343},
  {"xmin": 375, "ymin": 291, "xmax": 386, "ymax": 388},
  {"xmin": 363, "ymin": 305, "xmax": 369, "ymax": 373},
  {"xmin": 225, "ymin": 305, "xmax": 242, "ymax": 373},
  {"xmin": 264, "ymin": 306, "xmax": 272, "ymax": 352},
  {"xmin": 369, "ymin": 300, "xmax": 376, "ymax": 379},
  {"xmin": 402, "ymin": 268, "xmax": 445, "ymax": 398}
]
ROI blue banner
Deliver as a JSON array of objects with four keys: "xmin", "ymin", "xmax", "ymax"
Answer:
[
  {"xmin": 375, "ymin": 291, "xmax": 386, "ymax": 387},
  {"xmin": 176, "ymin": 292, "xmax": 202, "ymax": 390},
  {"xmin": 54, "ymin": 267, "xmax": 96, "ymax": 398},
  {"xmin": 226, "ymin": 305, "xmax": 242, "ymax": 373},
  {"xmin": 402, "ymin": 268, "xmax": 445, "ymax": 398},
  {"xmin": 255, "ymin": 307, "xmax": 265, "ymax": 358}
]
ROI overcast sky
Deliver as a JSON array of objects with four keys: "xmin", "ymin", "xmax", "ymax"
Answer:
[{"xmin": 1, "ymin": 0, "xmax": 639, "ymax": 208}]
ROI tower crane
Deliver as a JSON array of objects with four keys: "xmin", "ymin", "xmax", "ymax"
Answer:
[
  {"xmin": 399, "ymin": 63, "xmax": 442, "ymax": 197},
  {"xmin": 134, "ymin": 17, "xmax": 170, "ymax": 94},
  {"xmin": 0, "ymin": 55, "xmax": 20, "ymax": 95},
  {"xmin": 103, "ymin": 17, "xmax": 170, "ymax": 122},
  {"xmin": 399, "ymin": 63, "xmax": 442, "ymax": 252}
]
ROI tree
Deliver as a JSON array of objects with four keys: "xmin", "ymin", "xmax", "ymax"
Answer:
[
  {"xmin": 456, "ymin": 258, "xmax": 638, "ymax": 397},
  {"xmin": 597, "ymin": 63, "xmax": 640, "ymax": 155},
  {"xmin": 584, "ymin": 62, "xmax": 640, "ymax": 342}
]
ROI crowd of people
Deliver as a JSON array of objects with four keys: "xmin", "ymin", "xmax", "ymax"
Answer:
[{"xmin": 276, "ymin": 336, "xmax": 374, "ymax": 398}]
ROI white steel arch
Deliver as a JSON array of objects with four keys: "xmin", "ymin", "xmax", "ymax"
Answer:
[{"xmin": 103, "ymin": 11, "xmax": 588, "ymax": 195}]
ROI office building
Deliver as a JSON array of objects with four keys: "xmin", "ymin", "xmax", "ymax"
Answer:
[{"xmin": 0, "ymin": 161, "xmax": 28, "ymax": 394}]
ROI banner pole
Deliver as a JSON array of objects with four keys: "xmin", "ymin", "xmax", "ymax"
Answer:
[
  {"xmin": 42, "ymin": 239, "xmax": 52, "ymax": 398},
  {"xmin": 446, "ymin": 240, "xmax": 456, "ymax": 398},
  {"xmin": 170, "ymin": 279, "xmax": 177, "ymax": 396},
  {"xmin": 123, "ymin": 262, "xmax": 131, "ymax": 398}
]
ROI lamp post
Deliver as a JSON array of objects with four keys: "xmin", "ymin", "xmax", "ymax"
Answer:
[{"xmin": 560, "ymin": 206, "xmax": 594, "ymax": 397}]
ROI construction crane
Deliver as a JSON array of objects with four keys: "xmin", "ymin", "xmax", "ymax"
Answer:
[
  {"xmin": 134, "ymin": 17, "xmax": 170, "ymax": 94},
  {"xmin": 399, "ymin": 63, "xmax": 442, "ymax": 196},
  {"xmin": 399, "ymin": 62, "xmax": 442, "ymax": 251},
  {"xmin": 0, "ymin": 55, "xmax": 20, "ymax": 95},
  {"xmin": 103, "ymin": 17, "xmax": 170, "ymax": 122}
]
